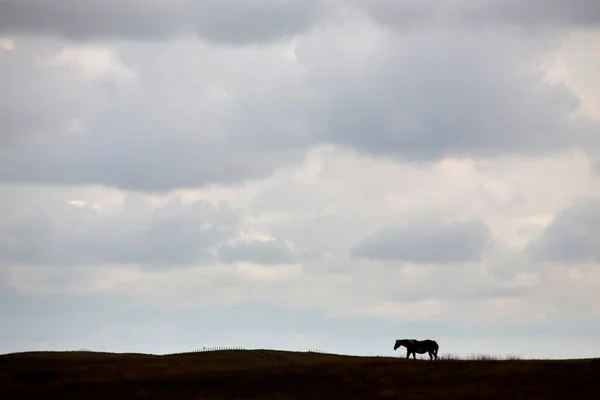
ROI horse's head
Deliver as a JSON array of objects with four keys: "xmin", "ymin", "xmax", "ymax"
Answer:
[
  {"xmin": 393, "ymin": 339, "xmax": 409, "ymax": 351},
  {"xmin": 394, "ymin": 339, "xmax": 415, "ymax": 350}
]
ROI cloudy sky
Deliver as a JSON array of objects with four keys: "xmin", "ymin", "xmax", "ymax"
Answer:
[{"xmin": 1, "ymin": 0, "xmax": 600, "ymax": 359}]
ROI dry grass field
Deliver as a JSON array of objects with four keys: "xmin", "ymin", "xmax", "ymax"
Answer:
[{"xmin": 1, "ymin": 349, "xmax": 598, "ymax": 399}]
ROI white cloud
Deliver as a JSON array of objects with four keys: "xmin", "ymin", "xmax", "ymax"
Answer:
[
  {"xmin": 35, "ymin": 45, "xmax": 137, "ymax": 83},
  {"xmin": 235, "ymin": 262, "xmax": 303, "ymax": 282},
  {"xmin": 0, "ymin": 37, "xmax": 14, "ymax": 52},
  {"xmin": 541, "ymin": 28, "xmax": 600, "ymax": 122}
]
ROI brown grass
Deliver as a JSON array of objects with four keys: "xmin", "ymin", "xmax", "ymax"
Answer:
[{"xmin": 0, "ymin": 349, "xmax": 598, "ymax": 399}]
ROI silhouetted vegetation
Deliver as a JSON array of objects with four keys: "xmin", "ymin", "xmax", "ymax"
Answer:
[{"xmin": 0, "ymin": 349, "xmax": 597, "ymax": 399}]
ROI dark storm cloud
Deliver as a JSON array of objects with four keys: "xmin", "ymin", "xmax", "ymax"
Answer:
[
  {"xmin": 527, "ymin": 198, "xmax": 600, "ymax": 263},
  {"xmin": 185, "ymin": 0, "xmax": 323, "ymax": 45},
  {"xmin": 0, "ymin": 130, "xmax": 305, "ymax": 192},
  {"xmin": 218, "ymin": 238, "xmax": 296, "ymax": 265},
  {"xmin": 455, "ymin": 0, "xmax": 600, "ymax": 28},
  {"xmin": 351, "ymin": 218, "xmax": 491, "ymax": 264},
  {"xmin": 307, "ymin": 28, "xmax": 599, "ymax": 161},
  {"xmin": 0, "ymin": 5, "xmax": 598, "ymax": 192},
  {"xmin": 2, "ymin": 0, "xmax": 598, "ymax": 45},
  {"xmin": 0, "ymin": 0, "xmax": 323, "ymax": 45},
  {"xmin": 0, "ymin": 37, "xmax": 311, "ymax": 192},
  {"xmin": 0, "ymin": 195, "xmax": 239, "ymax": 267},
  {"xmin": 357, "ymin": 0, "xmax": 600, "ymax": 30}
]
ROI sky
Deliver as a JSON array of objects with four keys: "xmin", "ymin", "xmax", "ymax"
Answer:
[{"xmin": 1, "ymin": 0, "xmax": 600, "ymax": 359}]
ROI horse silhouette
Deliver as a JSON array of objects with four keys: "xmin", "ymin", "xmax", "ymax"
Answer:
[{"xmin": 394, "ymin": 338, "xmax": 439, "ymax": 360}]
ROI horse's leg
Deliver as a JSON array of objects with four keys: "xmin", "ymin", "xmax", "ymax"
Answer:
[{"xmin": 412, "ymin": 352, "xmax": 416, "ymax": 360}]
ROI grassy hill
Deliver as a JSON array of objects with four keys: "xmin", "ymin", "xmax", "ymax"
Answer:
[{"xmin": 1, "ymin": 349, "xmax": 598, "ymax": 399}]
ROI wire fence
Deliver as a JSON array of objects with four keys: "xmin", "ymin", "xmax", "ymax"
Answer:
[
  {"xmin": 306, "ymin": 349, "xmax": 337, "ymax": 355},
  {"xmin": 181, "ymin": 347, "xmax": 338, "ymax": 354},
  {"xmin": 188, "ymin": 346, "xmax": 247, "ymax": 353}
]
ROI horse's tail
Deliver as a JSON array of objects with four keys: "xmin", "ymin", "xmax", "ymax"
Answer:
[{"xmin": 434, "ymin": 342, "xmax": 439, "ymax": 356}]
